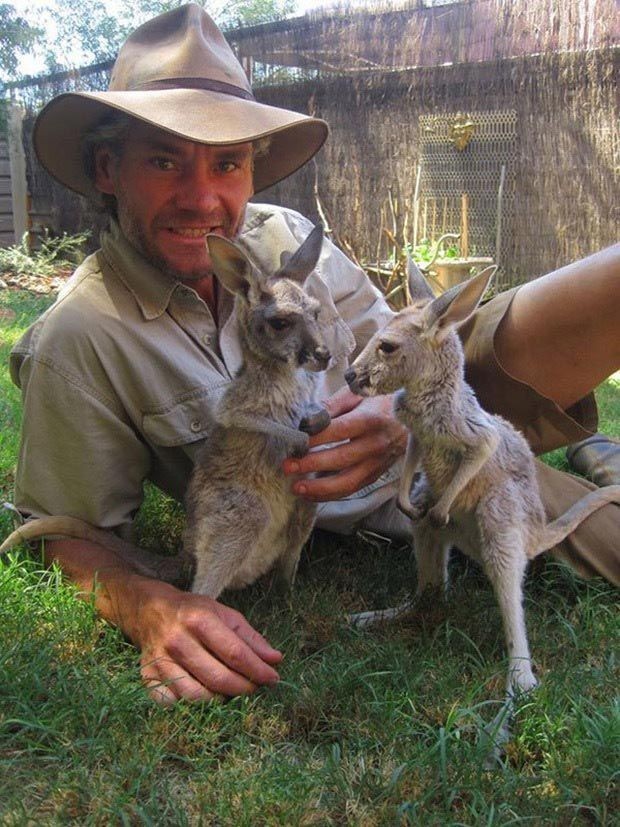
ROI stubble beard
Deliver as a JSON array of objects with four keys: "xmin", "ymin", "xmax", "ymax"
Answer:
[{"xmin": 119, "ymin": 207, "xmax": 246, "ymax": 282}]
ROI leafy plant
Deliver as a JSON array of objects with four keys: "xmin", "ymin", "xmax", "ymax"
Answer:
[
  {"xmin": 406, "ymin": 239, "xmax": 461, "ymax": 266},
  {"xmin": 0, "ymin": 230, "xmax": 90, "ymax": 278}
]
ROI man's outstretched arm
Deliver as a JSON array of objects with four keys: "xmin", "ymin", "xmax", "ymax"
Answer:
[{"xmin": 42, "ymin": 538, "xmax": 282, "ymax": 704}]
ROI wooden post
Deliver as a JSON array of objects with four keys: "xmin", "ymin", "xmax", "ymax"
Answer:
[{"xmin": 5, "ymin": 104, "xmax": 28, "ymax": 246}]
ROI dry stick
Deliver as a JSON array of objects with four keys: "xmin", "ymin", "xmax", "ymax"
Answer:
[
  {"xmin": 495, "ymin": 164, "xmax": 506, "ymax": 275},
  {"xmin": 376, "ymin": 204, "xmax": 387, "ymax": 289},
  {"xmin": 422, "ymin": 198, "xmax": 428, "ymax": 242},
  {"xmin": 461, "ymin": 192, "xmax": 469, "ymax": 259},
  {"xmin": 388, "ymin": 187, "xmax": 398, "ymax": 265},
  {"xmin": 431, "ymin": 198, "xmax": 437, "ymax": 241},
  {"xmin": 412, "ymin": 162, "xmax": 422, "ymax": 251},
  {"xmin": 442, "ymin": 196, "xmax": 448, "ymax": 235},
  {"xmin": 402, "ymin": 203, "xmax": 412, "ymax": 304}
]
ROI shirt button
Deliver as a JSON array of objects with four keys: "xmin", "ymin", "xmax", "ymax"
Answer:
[
  {"xmin": 203, "ymin": 333, "xmax": 212, "ymax": 345},
  {"xmin": 190, "ymin": 420, "xmax": 202, "ymax": 433}
]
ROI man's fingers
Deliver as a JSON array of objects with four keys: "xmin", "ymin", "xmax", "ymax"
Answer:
[
  {"xmin": 166, "ymin": 633, "xmax": 261, "ymax": 697},
  {"xmin": 190, "ymin": 611, "xmax": 281, "ymax": 688},
  {"xmin": 323, "ymin": 386, "xmax": 363, "ymax": 419},
  {"xmin": 218, "ymin": 606, "xmax": 284, "ymax": 666},
  {"xmin": 142, "ymin": 654, "xmax": 217, "ymax": 704},
  {"xmin": 307, "ymin": 407, "xmax": 384, "ymax": 448},
  {"xmin": 288, "ymin": 433, "xmax": 391, "ymax": 476},
  {"xmin": 293, "ymin": 459, "xmax": 383, "ymax": 501}
]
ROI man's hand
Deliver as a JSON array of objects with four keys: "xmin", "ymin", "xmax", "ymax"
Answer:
[
  {"xmin": 44, "ymin": 538, "xmax": 282, "ymax": 705},
  {"xmin": 134, "ymin": 581, "xmax": 282, "ymax": 704},
  {"xmin": 282, "ymin": 386, "xmax": 407, "ymax": 501}
]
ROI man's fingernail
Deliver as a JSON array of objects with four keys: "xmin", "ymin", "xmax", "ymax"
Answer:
[
  {"xmin": 287, "ymin": 461, "xmax": 300, "ymax": 474},
  {"xmin": 295, "ymin": 484, "xmax": 307, "ymax": 496}
]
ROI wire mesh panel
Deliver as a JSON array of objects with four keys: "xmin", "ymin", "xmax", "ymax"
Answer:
[{"xmin": 417, "ymin": 110, "xmax": 517, "ymax": 289}]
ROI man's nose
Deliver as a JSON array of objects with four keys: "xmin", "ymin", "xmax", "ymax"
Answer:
[{"xmin": 177, "ymin": 160, "xmax": 221, "ymax": 211}]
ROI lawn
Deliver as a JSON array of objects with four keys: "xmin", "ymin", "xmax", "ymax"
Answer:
[{"xmin": 0, "ymin": 288, "xmax": 618, "ymax": 825}]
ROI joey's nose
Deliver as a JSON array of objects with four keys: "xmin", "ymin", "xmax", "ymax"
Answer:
[
  {"xmin": 344, "ymin": 368, "xmax": 356, "ymax": 385},
  {"xmin": 315, "ymin": 346, "xmax": 331, "ymax": 367}
]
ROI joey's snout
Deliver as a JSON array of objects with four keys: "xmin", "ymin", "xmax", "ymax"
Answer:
[
  {"xmin": 301, "ymin": 344, "xmax": 331, "ymax": 372},
  {"xmin": 344, "ymin": 366, "xmax": 371, "ymax": 395},
  {"xmin": 313, "ymin": 345, "xmax": 331, "ymax": 370}
]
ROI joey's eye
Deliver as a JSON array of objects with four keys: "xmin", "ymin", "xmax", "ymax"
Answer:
[
  {"xmin": 268, "ymin": 317, "xmax": 291, "ymax": 331},
  {"xmin": 378, "ymin": 341, "xmax": 398, "ymax": 354}
]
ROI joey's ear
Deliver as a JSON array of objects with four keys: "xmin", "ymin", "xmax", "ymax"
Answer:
[
  {"xmin": 424, "ymin": 265, "xmax": 497, "ymax": 341},
  {"xmin": 276, "ymin": 223, "xmax": 324, "ymax": 285},
  {"xmin": 206, "ymin": 234, "xmax": 255, "ymax": 297},
  {"xmin": 406, "ymin": 256, "xmax": 435, "ymax": 302}
]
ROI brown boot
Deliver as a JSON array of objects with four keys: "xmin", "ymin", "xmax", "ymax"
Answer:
[{"xmin": 566, "ymin": 433, "xmax": 620, "ymax": 487}]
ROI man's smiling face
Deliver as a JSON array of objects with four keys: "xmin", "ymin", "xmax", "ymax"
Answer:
[{"xmin": 94, "ymin": 121, "xmax": 254, "ymax": 281}]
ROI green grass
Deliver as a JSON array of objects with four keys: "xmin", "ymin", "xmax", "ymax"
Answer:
[{"xmin": 1, "ymin": 288, "xmax": 619, "ymax": 825}]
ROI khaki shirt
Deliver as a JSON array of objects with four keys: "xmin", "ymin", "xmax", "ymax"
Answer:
[{"xmin": 10, "ymin": 204, "xmax": 400, "ymax": 532}]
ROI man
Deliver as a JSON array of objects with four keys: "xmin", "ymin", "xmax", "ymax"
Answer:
[{"xmin": 9, "ymin": 5, "xmax": 619, "ymax": 705}]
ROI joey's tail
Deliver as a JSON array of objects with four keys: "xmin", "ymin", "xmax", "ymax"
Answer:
[
  {"xmin": 0, "ymin": 516, "xmax": 192, "ymax": 587},
  {"xmin": 534, "ymin": 484, "xmax": 620, "ymax": 556}
]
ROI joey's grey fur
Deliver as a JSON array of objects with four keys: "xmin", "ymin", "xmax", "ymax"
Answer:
[
  {"xmin": 345, "ymin": 261, "xmax": 620, "ymax": 698},
  {"xmin": 0, "ymin": 226, "xmax": 331, "ymax": 598}
]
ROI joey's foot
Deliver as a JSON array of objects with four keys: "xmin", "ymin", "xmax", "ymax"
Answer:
[
  {"xmin": 428, "ymin": 505, "xmax": 450, "ymax": 529},
  {"xmin": 508, "ymin": 668, "xmax": 539, "ymax": 698},
  {"xmin": 299, "ymin": 408, "xmax": 331, "ymax": 435}
]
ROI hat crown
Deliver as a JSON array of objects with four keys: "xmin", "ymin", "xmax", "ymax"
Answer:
[{"xmin": 109, "ymin": 3, "xmax": 252, "ymax": 95}]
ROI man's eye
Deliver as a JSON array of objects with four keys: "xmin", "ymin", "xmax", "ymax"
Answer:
[
  {"xmin": 151, "ymin": 157, "xmax": 176, "ymax": 171},
  {"xmin": 268, "ymin": 318, "xmax": 291, "ymax": 331},
  {"xmin": 379, "ymin": 341, "xmax": 398, "ymax": 354},
  {"xmin": 219, "ymin": 161, "xmax": 238, "ymax": 173}
]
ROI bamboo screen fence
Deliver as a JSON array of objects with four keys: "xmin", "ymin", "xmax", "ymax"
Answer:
[{"xmin": 5, "ymin": 0, "xmax": 619, "ymax": 288}]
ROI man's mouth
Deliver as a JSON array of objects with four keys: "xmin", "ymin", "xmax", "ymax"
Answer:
[{"xmin": 167, "ymin": 226, "xmax": 225, "ymax": 239}]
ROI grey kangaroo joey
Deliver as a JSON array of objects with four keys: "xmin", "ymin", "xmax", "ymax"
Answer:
[
  {"xmin": 0, "ymin": 225, "xmax": 332, "ymax": 598},
  {"xmin": 183, "ymin": 223, "xmax": 331, "ymax": 596},
  {"xmin": 345, "ymin": 259, "xmax": 620, "ymax": 698}
]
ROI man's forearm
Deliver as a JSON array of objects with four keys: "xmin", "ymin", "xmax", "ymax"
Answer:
[
  {"xmin": 43, "ymin": 537, "xmax": 168, "ymax": 645},
  {"xmin": 40, "ymin": 538, "xmax": 283, "ymax": 704}
]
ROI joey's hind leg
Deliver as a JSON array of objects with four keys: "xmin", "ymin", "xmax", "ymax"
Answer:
[
  {"xmin": 477, "ymin": 499, "xmax": 537, "ymax": 696},
  {"xmin": 413, "ymin": 521, "xmax": 450, "ymax": 595},
  {"xmin": 185, "ymin": 492, "xmax": 269, "ymax": 598},
  {"xmin": 274, "ymin": 505, "xmax": 316, "ymax": 591}
]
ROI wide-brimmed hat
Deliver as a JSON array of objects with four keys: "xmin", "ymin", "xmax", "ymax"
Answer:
[{"xmin": 33, "ymin": 3, "xmax": 328, "ymax": 196}]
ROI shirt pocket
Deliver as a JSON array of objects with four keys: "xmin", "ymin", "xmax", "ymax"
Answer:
[{"xmin": 142, "ymin": 386, "xmax": 227, "ymax": 447}]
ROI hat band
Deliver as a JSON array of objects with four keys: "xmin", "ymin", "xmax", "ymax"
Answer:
[{"xmin": 135, "ymin": 77, "xmax": 256, "ymax": 101}]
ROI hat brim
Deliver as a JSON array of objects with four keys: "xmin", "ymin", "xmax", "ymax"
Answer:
[{"xmin": 33, "ymin": 88, "xmax": 328, "ymax": 196}]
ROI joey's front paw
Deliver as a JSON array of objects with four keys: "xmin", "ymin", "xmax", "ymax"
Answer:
[
  {"xmin": 299, "ymin": 408, "xmax": 331, "ymax": 436},
  {"xmin": 428, "ymin": 505, "xmax": 450, "ymax": 528},
  {"xmin": 289, "ymin": 433, "xmax": 310, "ymax": 459}
]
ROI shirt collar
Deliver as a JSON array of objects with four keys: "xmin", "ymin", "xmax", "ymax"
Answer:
[
  {"xmin": 99, "ymin": 220, "xmax": 179, "ymax": 321},
  {"xmin": 98, "ymin": 208, "xmax": 279, "ymax": 322}
]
